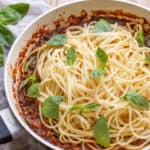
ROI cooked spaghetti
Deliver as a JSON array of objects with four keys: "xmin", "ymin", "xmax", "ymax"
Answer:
[{"xmin": 14, "ymin": 11, "xmax": 150, "ymax": 150}]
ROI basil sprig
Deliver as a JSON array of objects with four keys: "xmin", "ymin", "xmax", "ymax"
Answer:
[
  {"xmin": 20, "ymin": 75, "xmax": 40, "ymax": 98},
  {"xmin": 42, "ymin": 96, "xmax": 63, "ymax": 119},
  {"xmin": 70, "ymin": 103, "xmax": 100, "ymax": 113},
  {"xmin": 0, "ymin": 44, "xmax": 4, "ymax": 66},
  {"xmin": 91, "ymin": 47, "xmax": 108, "ymax": 78},
  {"xmin": 70, "ymin": 104, "xmax": 82, "ymax": 112},
  {"xmin": 0, "ymin": 24, "xmax": 14, "ymax": 47},
  {"xmin": 0, "ymin": 3, "xmax": 29, "ymax": 25},
  {"xmin": 24, "ymin": 57, "xmax": 35, "ymax": 71},
  {"xmin": 0, "ymin": 3, "xmax": 29, "ymax": 67},
  {"xmin": 93, "ymin": 19, "xmax": 112, "ymax": 33},
  {"xmin": 91, "ymin": 69, "xmax": 105, "ymax": 78},
  {"xmin": 136, "ymin": 31, "xmax": 145, "ymax": 47},
  {"xmin": 122, "ymin": 90, "xmax": 149, "ymax": 110},
  {"xmin": 46, "ymin": 34, "xmax": 67, "ymax": 47},
  {"xmin": 144, "ymin": 57, "xmax": 150, "ymax": 65},
  {"xmin": 96, "ymin": 47, "xmax": 108, "ymax": 68},
  {"xmin": 81, "ymin": 103, "xmax": 100, "ymax": 113},
  {"xmin": 20, "ymin": 75, "xmax": 36, "ymax": 89},
  {"xmin": 27, "ymin": 83, "xmax": 40, "ymax": 98},
  {"xmin": 66, "ymin": 46, "xmax": 77, "ymax": 66},
  {"xmin": 94, "ymin": 117, "xmax": 110, "ymax": 148}
]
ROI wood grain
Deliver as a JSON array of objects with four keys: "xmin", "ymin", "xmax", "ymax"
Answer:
[
  {"xmin": 43, "ymin": 0, "xmax": 150, "ymax": 8},
  {"xmin": 128, "ymin": 0, "xmax": 150, "ymax": 7}
]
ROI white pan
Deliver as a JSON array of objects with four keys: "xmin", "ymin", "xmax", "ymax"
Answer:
[{"xmin": 1, "ymin": 0, "xmax": 150, "ymax": 149}]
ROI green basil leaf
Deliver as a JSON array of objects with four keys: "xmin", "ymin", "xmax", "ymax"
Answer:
[
  {"xmin": 144, "ymin": 57, "xmax": 150, "ymax": 65},
  {"xmin": 81, "ymin": 103, "xmax": 100, "ymax": 113},
  {"xmin": 0, "ymin": 3, "xmax": 29, "ymax": 25},
  {"xmin": 96, "ymin": 47, "xmax": 108, "ymax": 69},
  {"xmin": 94, "ymin": 117, "xmax": 110, "ymax": 148},
  {"xmin": 66, "ymin": 46, "xmax": 77, "ymax": 66},
  {"xmin": 0, "ymin": 44, "xmax": 4, "ymax": 66},
  {"xmin": 91, "ymin": 47, "xmax": 108, "ymax": 78},
  {"xmin": 70, "ymin": 103, "xmax": 99, "ymax": 113},
  {"xmin": 0, "ymin": 24, "xmax": 14, "ymax": 47},
  {"xmin": 93, "ymin": 19, "xmax": 112, "ymax": 33},
  {"xmin": 91, "ymin": 69, "xmax": 105, "ymax": 78},
  {"xmin": 9, "ymin": 3, "xmax": 29, "ymax": 18},
  {"xmin": 70, "ymin": 104, "xmax": 82, "ymax": 112},
  {"xmin": 27, "ymin": 83, "xmax": 40, "ymax": 98},
  {"xmin": 24, "ymin": 58, "xmax": 34, "ymax": 71},
  {"xmin": 0, "ymin": 7, "xmax": 20, "ymax": 25},
  {"xmin": 122, "ymin": 90, "xmax": 149, "ymax": 109},
  {"xmin": 136, "ymin": 31, "xmax": 145, "ymax": 47},
  {"xmin": 20, "ymin": 75, "xmax": 36, "ymax": 90},
  {"xmin": 46, "ymin": 34, "xmax": 67, "ymax": 47},
  {"xmin": 42, "ymin": 96, "xmax": 63, "ymax": 119}
]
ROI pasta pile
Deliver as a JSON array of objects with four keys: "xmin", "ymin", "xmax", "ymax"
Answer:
[{"xmin": 22, "ymin": 20, "xmax": 150, "ymax": 150}]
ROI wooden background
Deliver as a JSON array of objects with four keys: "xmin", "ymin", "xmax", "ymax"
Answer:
[
  {"xmin": 0, "ymin": 0, "xmax": 149, "ymax": 150},
  {"xmin": 43, "ymin": 0, "xmax": 150, "ymax": 8}
]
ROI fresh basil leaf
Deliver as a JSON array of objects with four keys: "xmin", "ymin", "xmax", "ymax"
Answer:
[
  {"xmin": 46, "ymin": 34, "xmax": 67, "ymax": 47},
  {"xmin": 24, "ymin": 58, "xmax": 34, "ymax": 71},
  {"xmin": 42, "ymin": 96, "xmax": 63, "ymax": 119},
  {"xmin": 70, "ymin": 104, "xmax": 82, "ymax": 112},
  {"xmin": 122, "ymin": 90, "xmax": 149, "ymax": 110},
  {"xmin": 81, "ymin": 103, "xmax": 99, "ymax": 113},
  {"xmin": 96, "ymin": 47, "xmax": 108, "ymax": 69},
  {"xmin": 91, "ymin": 69, "xmax": 105, "ymax": 78},
  {"xmin": 91, "ymin": 47, "xmax": 108, "ymax": 78},
  {"xmin": 20, "ymin": 75, "xmax": 36, "ymax": 90},
  {"xmin": 27, "ymin": 83, "xmax": 40, "ymax": 98},
  {"xmin": 94, "ymin": 117, "xmax": 110, "ymax": 148},
  {"xmin": 136, "ymin": 31, "xmax": 145, "ymax": 47},
  {"xmin": 0, "ymin": 24, "xmax": 14, "ymax": 47},
  {"xmin": 66, "ymin": 46, "xmax": 77, "ymax": 66},
  {"xmin": 0, "ymin": 3, "xmax": 29, "ymax": 25},
  {"xmin": 0, "ymin": 44, "xmax": 4, "ymax": 66},
  {"xmin": 144, "ymin": 57, "xmax": 150, "ymax": 65},
  {"xmin": 9, "ymin": 3, "xmax": 29, "ymax": 18},
  {"xmin": 70, "ymin": 103, "xmax": 99, "ymax": 113},
  {"xmin": 0, "ymin": 7, "xmax": 19, "ymax": 25},
  {"xmin": 93, "ymin": 19, "xmax": 112, "ymax": 33}
]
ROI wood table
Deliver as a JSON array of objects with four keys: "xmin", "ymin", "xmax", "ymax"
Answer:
[
  {"xmin": 43, "ymin": 0, "xmax": 150, "ymax": 8},
  {"xmin": 0, "ymin": 0, "xmax": 149, "ymax": 150}
]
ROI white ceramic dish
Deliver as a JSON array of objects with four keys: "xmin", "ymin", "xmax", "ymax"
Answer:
[{"xmin": 2, "ymin": 0, "xmax": 150, "ymax": 149}]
